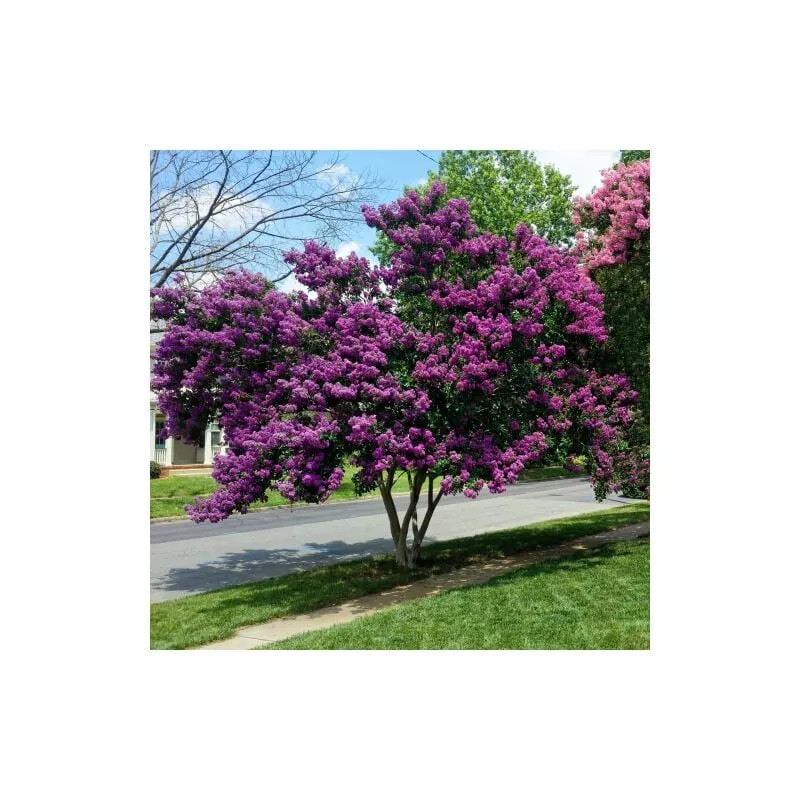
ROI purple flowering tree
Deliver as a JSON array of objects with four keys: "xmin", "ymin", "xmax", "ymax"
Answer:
[{"xmin": 151, "ymin": 182, "xmax": 640, "ymax": 568}]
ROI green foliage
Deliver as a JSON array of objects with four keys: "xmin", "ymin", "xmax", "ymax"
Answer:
[
  {"xmin": 150, "ymin": 460, "xmax": 162, "ymax": 479},
  {"xmin": 620, "ymin": 150, "xmax": 650, "ymax": 164},
  {"xmin": 436, "ymin": 150, "xmax": 577, "ymax": 243},
  {"xmin": 594, "ymin": 247, "xmax": 650, "ymax": 421},
  {"xmin": 371, "ymin": 150, "xmax": 577, "ymax": 265},
  {"xmin": 599, "ymin": 265, "xmax": 650, "ymax": 486}
]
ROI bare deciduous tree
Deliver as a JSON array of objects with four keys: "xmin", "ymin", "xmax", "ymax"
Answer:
[{"xmin": 150, "ymin": 150, "xmax": 385, "ymax": 288}]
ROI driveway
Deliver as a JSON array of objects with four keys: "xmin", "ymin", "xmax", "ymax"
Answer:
[{"xmin": 150, "ymin": 477, "xmax": 638, "ymax": 602}]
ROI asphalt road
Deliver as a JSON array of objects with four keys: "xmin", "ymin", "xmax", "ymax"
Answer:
[{"xmin": 150, "ymin": 477, "xmax": 638, "ymax": 602}]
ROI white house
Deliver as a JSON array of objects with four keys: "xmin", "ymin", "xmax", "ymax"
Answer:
[
  {"xmin": 149, "ymin": 402, "xmax": 226, "ymax": 474},
  {"xmin": 150, "ymin": 327, "xmax": 226, "ymax": 475}
]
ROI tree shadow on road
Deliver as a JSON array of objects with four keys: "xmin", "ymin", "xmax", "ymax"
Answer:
[{"xmin": 152, "ymin": 537, "xmax": 415, "ymax": 596}]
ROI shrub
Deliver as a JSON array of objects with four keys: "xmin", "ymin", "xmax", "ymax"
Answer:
[{"xmin": 150, "ymin": 460, "xmax": 162, "ymax": 479}]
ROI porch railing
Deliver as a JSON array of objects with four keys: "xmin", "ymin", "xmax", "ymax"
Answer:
[{"xmin": 154, "ymin": 449, "xmax": 167, "ymax": 465}]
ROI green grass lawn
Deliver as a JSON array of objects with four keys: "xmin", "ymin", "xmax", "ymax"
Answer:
[
  {"xmin": 150, "ymin": 476, "xmax": 218, "ymax": 519},
  {"xmin": 150, "ymin": 468, "xmax": 366, "ymax": 519},
  {"xmin": 518, "ymin": 465, "xmax": 579, "ymax": 482},
  {"xmin": 263, "ymin": 539, "xmax": 649, "ymax": 650},
  {"xmin": 150, "ymin": 464, "xmax": 577, "ymax": 520},
  {"xmin": 150, "ymin": 502, "xmax": 649, "ymax": 649}
]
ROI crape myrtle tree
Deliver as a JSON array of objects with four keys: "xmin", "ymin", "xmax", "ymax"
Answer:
[
  {"xmin": 573, "ymin": 157, "xmax": 650, "ymax": 496},
  {"xmin": 572, "ymin": 157, "xmax": 650, "ymax": 410},
  {"xmin": 151, "ymin": 182, "xmax": 641, "ymax": 568}
]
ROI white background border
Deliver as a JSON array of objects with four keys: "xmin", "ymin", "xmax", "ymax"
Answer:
[{"xmin": 2, "ymin": 1, "xmax": 797, "ymax": 797}]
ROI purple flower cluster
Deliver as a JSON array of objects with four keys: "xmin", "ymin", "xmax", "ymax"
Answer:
[{"xmin": 151, "ymin": 181, "xmax": 643, "ymax": 523}]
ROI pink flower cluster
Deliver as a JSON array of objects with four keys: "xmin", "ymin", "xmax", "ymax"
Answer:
[
  {"xmin": 572, "ymin": 159, "xmax": 650, "ymax": 271},
  {"xmin": 151, "ymin": 182, "xmax": 643, "ymax": 522}
]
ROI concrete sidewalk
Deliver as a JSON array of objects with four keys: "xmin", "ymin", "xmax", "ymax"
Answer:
[{"xmin": 198, "ymin": 521, "xmax": 650, "ymax": 650}]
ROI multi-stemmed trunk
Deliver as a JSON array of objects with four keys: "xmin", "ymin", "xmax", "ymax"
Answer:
[{"xmin": 376, "ymin": 468, "xmax": 444, "ymax": 568}]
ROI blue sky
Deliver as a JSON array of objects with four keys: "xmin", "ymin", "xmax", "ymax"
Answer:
[
  {"xmin": 311, "ymin": 149, "xmax": 443, "ymax": 256},
  {"xmin": 278, "ymin": 149, "xmax": 620, "ymax": 291},
  {"xmin": 328, "ymin": 149, "xmax": 442, "ymax": 199}
]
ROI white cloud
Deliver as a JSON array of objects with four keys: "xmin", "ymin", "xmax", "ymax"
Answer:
[
  {"xmin": 318, "ymin": 162, "xmax": 358, "ymax": 199},
  {"xmin": 318, "ymin": 163, "xmax": 351, "ymax": 186},
  {"xmin": 534, "ymin": 150, "xmax": 621, "ymax": 197},
  {"xmin": 335, "ymin": 241, "xmax": 364, "ymax": 259},
  {"xmin": 276, "ymin": 272, "xmax": 305, "ymax": 294}
]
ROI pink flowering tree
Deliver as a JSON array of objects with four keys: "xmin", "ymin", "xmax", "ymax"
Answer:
[
  {"xmin": 573, "ymin": 157, "xmax": 650, "ymax": 497},
  {"xmin": 572, "ymin": 159, "xmax": 650, "ymax": 271},
  {"xmin": 151, "ymin": 182, "xmax": 641, "ymax": 568}
]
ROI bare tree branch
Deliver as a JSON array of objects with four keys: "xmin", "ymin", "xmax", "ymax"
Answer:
[{"xmin": 150, "ymin": 150, "xmax": 387, "ymax": 287}]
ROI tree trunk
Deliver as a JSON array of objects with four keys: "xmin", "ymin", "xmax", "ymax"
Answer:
[
  {"xmin": 409, "ymin": 476, "xmax": 444, "ymax": 567},
  {"xmin": 396, "ymin": 533, "xmax": 409, "ymax": 567},
  {"xmin": 409, "ymin": 538, "xmax": 423, "ymax": 567},
  {"xmin": 379, "ymin": 469, "xmax": 432, "ymax": 569},
  {"xmin": 377, "ymin": 469, "xmax": 402, "ymax": 550}
]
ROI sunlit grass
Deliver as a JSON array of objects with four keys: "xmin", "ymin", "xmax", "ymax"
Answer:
[{"xmin": 264, "ymin": 539, "xmax": 650, "ymax": 650}]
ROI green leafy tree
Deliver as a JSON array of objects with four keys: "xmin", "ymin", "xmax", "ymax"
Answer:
[
  {"xmin": 595, "ymin": 248, "xmax": 649, "ymax": 498},
  {"xmin": 594, "ymin": 251, "xmax": 649, "ymax": 419},
  {"xmin": 372, "ymin": 150, "xmax": 576, "ymax": 265},
  {"xmin": 620, "ymin": 150, "xmax": 650, "ymax": 165}
]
